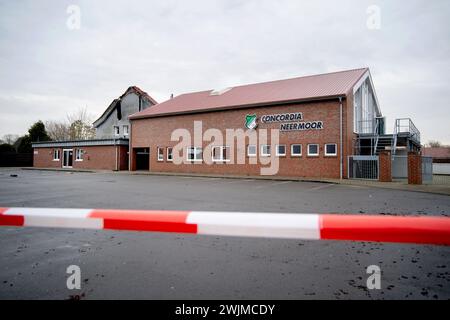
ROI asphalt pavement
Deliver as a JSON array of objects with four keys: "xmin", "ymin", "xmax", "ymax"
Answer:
[{"xmin": 0, "ymin": 168, "xmax": 449, "ymax": 299}]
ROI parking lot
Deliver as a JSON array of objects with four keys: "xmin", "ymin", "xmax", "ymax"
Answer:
[{"xmin": 0, "ymin": 168, "xmax": 449, "ymax": 299}]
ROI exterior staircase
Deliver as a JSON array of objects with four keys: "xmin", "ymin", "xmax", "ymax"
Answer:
[{"xmin": 374, "ymin": 135, "xmax": 394, "ymax": 155}]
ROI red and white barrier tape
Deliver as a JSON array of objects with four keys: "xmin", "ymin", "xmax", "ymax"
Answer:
[{"xmin": 1, "ymin": 207, "xmax": 450, "ymax": 246}]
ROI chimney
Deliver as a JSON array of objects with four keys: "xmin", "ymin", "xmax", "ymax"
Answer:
[{"xmin": 170, "ymin": 93, "xmax": 174, "ymax": 99}]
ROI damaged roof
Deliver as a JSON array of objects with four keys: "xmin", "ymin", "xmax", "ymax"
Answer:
[{"xmin": 93, "ymin": 86, "xmax": 158, "ymax": 127}]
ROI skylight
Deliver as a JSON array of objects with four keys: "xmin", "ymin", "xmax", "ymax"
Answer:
[{"xmin": 210, "ymin": 87, "xmax": 232, "ymax": 96}]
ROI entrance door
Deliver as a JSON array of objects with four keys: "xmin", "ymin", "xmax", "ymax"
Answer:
[
  {"xmin": 62, "ymin": 149, "xmax": 73, "ymax": 168},
  {"xmin": 135, "ymin": 148, "xmax": 150, "ymax": 170}
]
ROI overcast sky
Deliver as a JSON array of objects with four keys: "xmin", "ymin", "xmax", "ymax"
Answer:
[{"xmin": 0, "ymin": 0, "xmax": 449, "ymax": 144}]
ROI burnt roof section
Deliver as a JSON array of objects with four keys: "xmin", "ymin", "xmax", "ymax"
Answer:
[
  {"xmin": 93, "ymin": 86, "xmax": 158, "ymax": 127},
  {"xmin": 130, "ymin": 68, "xmax": 369, "ymax": 120}
]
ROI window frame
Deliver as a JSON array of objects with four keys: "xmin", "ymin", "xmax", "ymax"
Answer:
[
  {"xmin": 123, "ymin": 125, "xmax": 129, "ymax": 136},
  {"xmin": 324, "ymin": 143, "xmax": 337, "ymax": 156},
  {"xmin": 247, "ymin": 145, "xmax": 257, "ymax": 157},
  {"xmin": 75, "ymin": 149, "xmax": 83, "ymax": 161},
  {"xmin": 307, "ymin": 144, "xmax": 319, "ymax": 157},
  {"xmin": 157, "ymin": 147, "xmax": 164, "ymax": 161},
  {"xmin": 212, "ymin": 146, "xmax": 231, "ymax": 162},
  {"xmin": 113, "ymin": 125, "xmax": 120, "ymax": 136},
  {"xmin": 260, "ymin": 144, "xmax": 271, "ymax": 157},
  {"xmin": 291, "ymin": 144, "xmax": 302, "ymax": 157},
  {"xmin": 53, "ymin": 149, "xmax": 60, "ymax": 161},
  {"xmin": 276, "ymin": 144, "xmax": 286, "ymax": 156},
  {"xmin": 186, "ymin": 147, "xmax": 203, "ymax": 162},
  {"xmin": 166, "ymin": 147, "xmax": 173, "ymax": 162}
]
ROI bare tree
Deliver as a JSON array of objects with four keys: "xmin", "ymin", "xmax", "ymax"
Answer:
[
  {"xmin": 427, "ymin": 140, "xmax": 442, "ymax": 148},
  {"xmin": 46, "ymin": 107, "xmax": 96, "ymax": 141},
  {"xmin": 2, "ymin": 134, "xmax": 19, "ymax": 145},
  {"xmin": 45, "ymin": 121, "xmax": 70, "ymax": 141},
  {"xmin": 67, "ymin": 107, "xmax": 96, "ymax": 140}
]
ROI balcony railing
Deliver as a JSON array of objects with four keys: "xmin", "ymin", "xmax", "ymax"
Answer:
[
  {"xmin": 395, "ymin": 118, "xmax": 420, "ymax": 144},
  {"xmin": 357, "ymin": 119, "xmax": 377, "ymax": 135}
]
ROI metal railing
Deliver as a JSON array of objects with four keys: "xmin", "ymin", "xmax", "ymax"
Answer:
[
  {"xmin": 357, "ymin": 119, "xmax": 377, "ymax": 135},
  {"xmin": 395, "ymin": 118, "xmax": 421, "ymax": 144},
  {"xmin": 348, "ymin": 155, "xmax": 379, "ymax": 180}
]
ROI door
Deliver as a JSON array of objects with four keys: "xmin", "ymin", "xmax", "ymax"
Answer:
[
  {"xmin": 135, "ymin": 148, "xmax": 149, "ymax": 170},
  {"xmin": 63, "ymin": 149, "xmax": 73, "ymax": 168}
]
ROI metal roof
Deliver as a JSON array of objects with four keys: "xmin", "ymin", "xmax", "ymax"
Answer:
[
  {"xmin": 130, "ymin": 68, "xmax": 369, "ymax": 119},
  {"xmin": 32, "ymin": 138, "xmax": 129, "ymax": 148}
]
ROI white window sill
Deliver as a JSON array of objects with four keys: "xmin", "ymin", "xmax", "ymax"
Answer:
[
  {"xmin": 75, "ymin": 159, "xmax": 83, "ymax": 162},
  {"xmin": 307, "ymin": 154, "xmax": 319, "ymax": 157},
  {"xmin": 291, "ymin": 154, "xmax": 302, "ymax": 157}
]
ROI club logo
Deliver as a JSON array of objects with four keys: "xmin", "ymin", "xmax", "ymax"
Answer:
[{"xmin": 245, "ymin": 114, "xmax": 258, "ymax": 130}]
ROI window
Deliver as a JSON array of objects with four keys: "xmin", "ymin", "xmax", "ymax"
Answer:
[
  {"xmin": 325, "ymin": 143, "xmax": 337, "ymax": 156},
  {"xmin": 123, "ymin": 125, "xmax": 129, "ymax": 136},
  {"xmin": 291, "ymin": 144, "xmax": 302, "ymax": 157},
  {"xmin": 187, "ymin": 147, "xmax": 203, "ymax": 162},
  {"xmin": 75, "ymin": 149, "xmax": 83, "ymax": 161},
  {"xmin": 53, "ymin": 149, "xmax": 60, "ymax": 161},
  {"xmin": 167, "ymin": 147, "xmax": 173, "ymax": 161},
  {"xmin": 261, "ymin": 144, "xmax": 271, "ymax": 156},
  {"xmin": 307, "ymin": 144, "xmax": 319, "ymax": 156},
  {"xmin": 157, "ymin": 147, "xmax": 164, "ymax": 161},
  {"xmin": 114, "ymin": 126, "xmax": 120, "ymax": 136},
  {"xmin": 247, "ymin": 145, "xmax": 257, "ymax": 157},
  {"xmin": 212, "ymin": 146, "xmax": 230, "ymax": 162},
  {"xmin": 276, "ymin": 145, "xmax": 286, "ymax": 156}
]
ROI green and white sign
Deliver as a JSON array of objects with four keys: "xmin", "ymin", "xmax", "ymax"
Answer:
[{"xmin": 245, "ymin": 114, "xmax": 258, "ymax": 130}]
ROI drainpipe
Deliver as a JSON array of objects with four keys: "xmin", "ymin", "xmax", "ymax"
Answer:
[
  {"xmin": 115, "ymin": 139, "xmax": 118, "ymax": 171},
  {"xmin": 339, "ymin": 97, "xmax": 343, "ymax": 180}
]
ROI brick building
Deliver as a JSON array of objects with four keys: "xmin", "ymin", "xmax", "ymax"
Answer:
[
  {"xmin": 129, "ymin": 68, "xmax": 392, "ymax": 178},
  {"xmin": 32, "ymin": 87, "xmax": 157, "ymax": 170},
  {"xmin": 33, "ymin": 68, "xmax": 421, "ymax": 178}
]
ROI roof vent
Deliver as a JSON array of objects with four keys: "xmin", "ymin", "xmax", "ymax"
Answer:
[{"xmin": 210, "ymin": 87, "xmax": 232, "ymax": 96}]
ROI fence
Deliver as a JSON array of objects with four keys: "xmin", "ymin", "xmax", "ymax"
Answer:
[
  {"xmin": 348, "ymin": 155, "xmax": 379, "ymax": 180},
  {"xmin": 422, "ymin": 156, "xmax": 433, "ymax": 184},
  {"xmin": 0, "ymin": 153, "xmax": 33, "ymax": 167},
  {"xmin": 392, "ymin": 155, "xmax": 407, "ymax": 180}
]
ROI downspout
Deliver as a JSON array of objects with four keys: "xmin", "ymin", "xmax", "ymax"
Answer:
[
  {"xmin": 115, "ymin": 141, "xmax": 118, "ymax": 171},
  {"xmin": 339, "ymin": 97, "xmax": 343, "ymax": 180},
  {"xmin": 129, "ymin": 121, "xmax": 132, "ymax": 171}
]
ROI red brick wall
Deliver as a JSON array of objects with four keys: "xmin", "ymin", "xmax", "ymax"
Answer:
[
  {"xmin": 33, "ymin": 148, "xmax": 62, "ymax": 168},
  {"xmin": 131, "ymin": 99, "xmax": 354, "ymax": 178},
  {"xmin": 378, "ymin": 151, "xmax": 392, "ymax": 182},
  {"xmin": 408, "ymin": 152, "xmax": 422, "ymax": 185},
  {"xmin": 33, "ymin": 145, "xmax": 128, "ymax": 170}
]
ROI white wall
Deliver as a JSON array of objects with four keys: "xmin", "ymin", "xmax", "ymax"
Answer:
[{"xmin": 433, "ymin": 163, "xmax": 450, "ymax": 175}]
